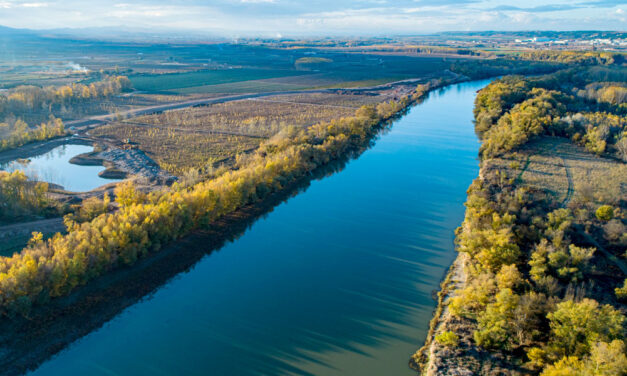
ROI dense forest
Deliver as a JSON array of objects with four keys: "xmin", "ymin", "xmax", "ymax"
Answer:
[
  {"xmin": 474, "ymin": 67, "xmax": 627, "ymax": 160},
  {"xmin": 414, "ymin": 67, "xmax": 626, "ymax": 375}
]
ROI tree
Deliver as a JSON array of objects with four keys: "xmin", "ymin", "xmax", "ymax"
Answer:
[
  {"xmin": 449, "ymin": 273, "xmax": 497, "ymax": 319},
  {"xmin": 616, "ymin": 279, "xmax": 627, "ymax": 301},
  {"xmin": 595, "ymin": 205, "xmax": 614, "ymax": 221},
  {"xmin": 540, "ymin": 340, "xmax": 627, "ymax": 376},
  {"xmin": 496, "ymin": 264, "xmax": 524, "ymax": 290},
  {"xmin": 546, "ymin": 299, "xmax": 625, "ymax": 358},
  {"xmin": 540, "ymin": 356, "xmax": 585, "ymax": 376},
  {"xmin": 474, "ymin": 288, "xmax": 519, "ymax": 350},
  {"xmin": 114, "ymin": 181, "xmax": 146, "ymax": 207},
  {"xmin": 584, "ymin": 340, "xmax": 627, "ymax": 376}
]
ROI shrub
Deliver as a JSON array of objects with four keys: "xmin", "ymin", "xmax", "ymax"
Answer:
[
  {"xmin": 435, "ymin": 331, "xmax": 459, "ymax": 347},
  {"xmin": 616, "ymin": 279, "xmax": 627, "ymax": 300},
  {"xmin": 595, "ymin": 205, "xmax": 614, "ymax": 221}
]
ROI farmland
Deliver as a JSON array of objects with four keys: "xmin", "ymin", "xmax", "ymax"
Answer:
[{"xmin": 128, "ymin": 68, "xmax": 305, "ymax": 92}]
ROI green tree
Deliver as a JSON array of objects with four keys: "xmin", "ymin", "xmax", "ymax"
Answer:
[
  {"xmin": 595, "ymin": 205, "xmax": 614, "ymax": 221},
  {"xmin": 615, "ymin": 279, "xmax": 627, "ymax": 300},
  {"xmin": 546, "ymin": 299, "xmax": 625, "ymax": 358},
  {"xmin": 474, "ymin": 288, "xmax": 519, "ymax": 350}
]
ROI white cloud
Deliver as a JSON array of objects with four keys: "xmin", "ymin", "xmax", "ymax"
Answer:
[
  {"xmin": 21, "ymin": 2, "xmax": 47, "ymax": 7},
  {"xmin": 0, "ymin": 0, "xmax": 624, "ymax": 35}
]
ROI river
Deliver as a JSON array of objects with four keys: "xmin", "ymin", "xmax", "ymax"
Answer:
[{"xmin": 30, "ymin": 79, "xmax": 490, "ymax": 376}]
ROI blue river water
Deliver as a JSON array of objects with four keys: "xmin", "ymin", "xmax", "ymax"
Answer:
[{"xmin": 30, "ymin": 79, "xmax": 490, "ymax": 376}]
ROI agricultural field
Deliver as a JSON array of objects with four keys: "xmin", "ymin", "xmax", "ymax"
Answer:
[
  {"xmin": 128, "ymin": 68, "xmax": 305, "ymax": 92},
  {"xmin": 88, "ymin": 82, "xmax": 422, "ymax": 175}
]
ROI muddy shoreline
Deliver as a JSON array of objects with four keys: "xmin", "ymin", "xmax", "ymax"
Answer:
[
  {"xmin": 0, "ymin": 136, "xmax": 89, "ymax": 165},
  {"xmin": 0, "ymin": 136, "xmax": 172, "ymax": 196}
]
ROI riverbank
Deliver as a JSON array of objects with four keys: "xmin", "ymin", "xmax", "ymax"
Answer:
[
  {"xmin": 2, "ymin": 76, "xmax": 473, "ymax": 375},
  {"xmin": 412, "ymin": 70, "xmax": 627, "ymax": 375},
  {"xmin": 0, "ymin": 168, "xmax": 335, "ymax": 375},
  {"xmin": 410, "ymin": 196, "xmax": 528, "ymax": 376}
]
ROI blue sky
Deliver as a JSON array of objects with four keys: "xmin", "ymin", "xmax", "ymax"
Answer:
[{"xmin": 0, "ymin": 0, "xmax": 624, "ymax": 36}]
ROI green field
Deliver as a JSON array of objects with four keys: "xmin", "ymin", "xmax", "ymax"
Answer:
[{"xmin": 129, "ymin": 68, "xmax": 306, "ymax": 92}]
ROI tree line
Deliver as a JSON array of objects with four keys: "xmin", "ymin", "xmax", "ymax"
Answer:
[
  {"xmin": 0, "ymin": 170, "xmax": 54, "ymax": 222},
  {"xmin": 0, "ymin": 117, "xmax": 66, "ymax": 152},
  {"xmin": 474, "ymin": 67, "xmax": 627, "ymax": 160},
  {"xmin": 509, "ymin": 51, "xmax": 625, "ymax": 66},
  {"xmin": 0, "ymin": 76, "xmax": 132, "ymax": 120}
]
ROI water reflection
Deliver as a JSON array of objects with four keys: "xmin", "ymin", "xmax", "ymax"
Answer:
[
  {"xmin": 0, "ymin": 144, "xmax": 121, "ymax": 192},
  {"xmin": 30, "ymin": 79, "xmax": 490, "ymax": 376}
]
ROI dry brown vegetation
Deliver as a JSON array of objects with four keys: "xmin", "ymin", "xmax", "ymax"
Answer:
[
  {"xmin": 129, "ymin": 97, "xmax": 357, "ymax": 135},
  {"xmin": 90, "ymin": 90, "xmax": 405, "ymax": 174},
  {"xmin": 91, "ymin": 123, "xmax": 261, "ymax": 174}
]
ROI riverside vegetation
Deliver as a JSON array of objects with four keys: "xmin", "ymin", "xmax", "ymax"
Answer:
[
  {"xmin": 0, "ymin": 80, "xmax": 441, "ymax": 316},
  {"xmin": 413, "ymin": 66, "xmax": 626, "ymax": 375}
]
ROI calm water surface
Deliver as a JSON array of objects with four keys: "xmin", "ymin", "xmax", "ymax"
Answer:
[
  {"xmin": 1, "ymin": 143, "xmax": 121, "ymax": 192},
  {"xmin": 31, "ymin": 79, "xmax": 490, "ymax": 376}
]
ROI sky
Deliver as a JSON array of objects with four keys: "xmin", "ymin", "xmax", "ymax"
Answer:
[{"xmin": 0, "ymin": 0, "xmax": 625, "ymax": 36}]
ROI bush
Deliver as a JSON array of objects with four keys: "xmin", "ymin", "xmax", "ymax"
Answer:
[
  {"xmin": 595, "ymin": 205, "xmax": 614, "ymax": 221},
  {"xmin": 616, "ymin": 279, "xmax": 627, "ymax": 300},
  {"xmin": 435, "ymin": 331, "xmax": 459, "ymax": 347}
]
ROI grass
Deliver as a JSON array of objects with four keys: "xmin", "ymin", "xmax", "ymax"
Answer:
[{"xmin": 490, "ymin": 137, "xmax": 627, "ymax": 207}]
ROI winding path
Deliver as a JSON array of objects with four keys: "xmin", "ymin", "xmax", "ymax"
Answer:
[{"xmin": 560, "ymin": 157, "xmax": 574, "ymax": 207}]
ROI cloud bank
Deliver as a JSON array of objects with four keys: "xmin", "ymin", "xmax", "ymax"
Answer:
[{"xmin": 0, "ymin": 0, "xmax": 624, "ymax": 35}]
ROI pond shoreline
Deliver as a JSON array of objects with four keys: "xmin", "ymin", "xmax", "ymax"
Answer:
[{"xmin": 0, "ymin": 136, "xmax": 170, "ymax": 194}]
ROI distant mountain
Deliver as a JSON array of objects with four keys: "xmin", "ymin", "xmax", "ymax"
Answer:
[
  {"xmin": 0, "ymin": 24, "xmax": 227, "ymax": 44},
  {"xmin": 0, "ymin": 25, "xmax": 41, "ymax": 38}
]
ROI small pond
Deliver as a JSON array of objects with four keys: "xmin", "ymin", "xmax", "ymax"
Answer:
[{"xmin": 1, "ymin": 144, "xmax": 122, "ymax": 192}]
